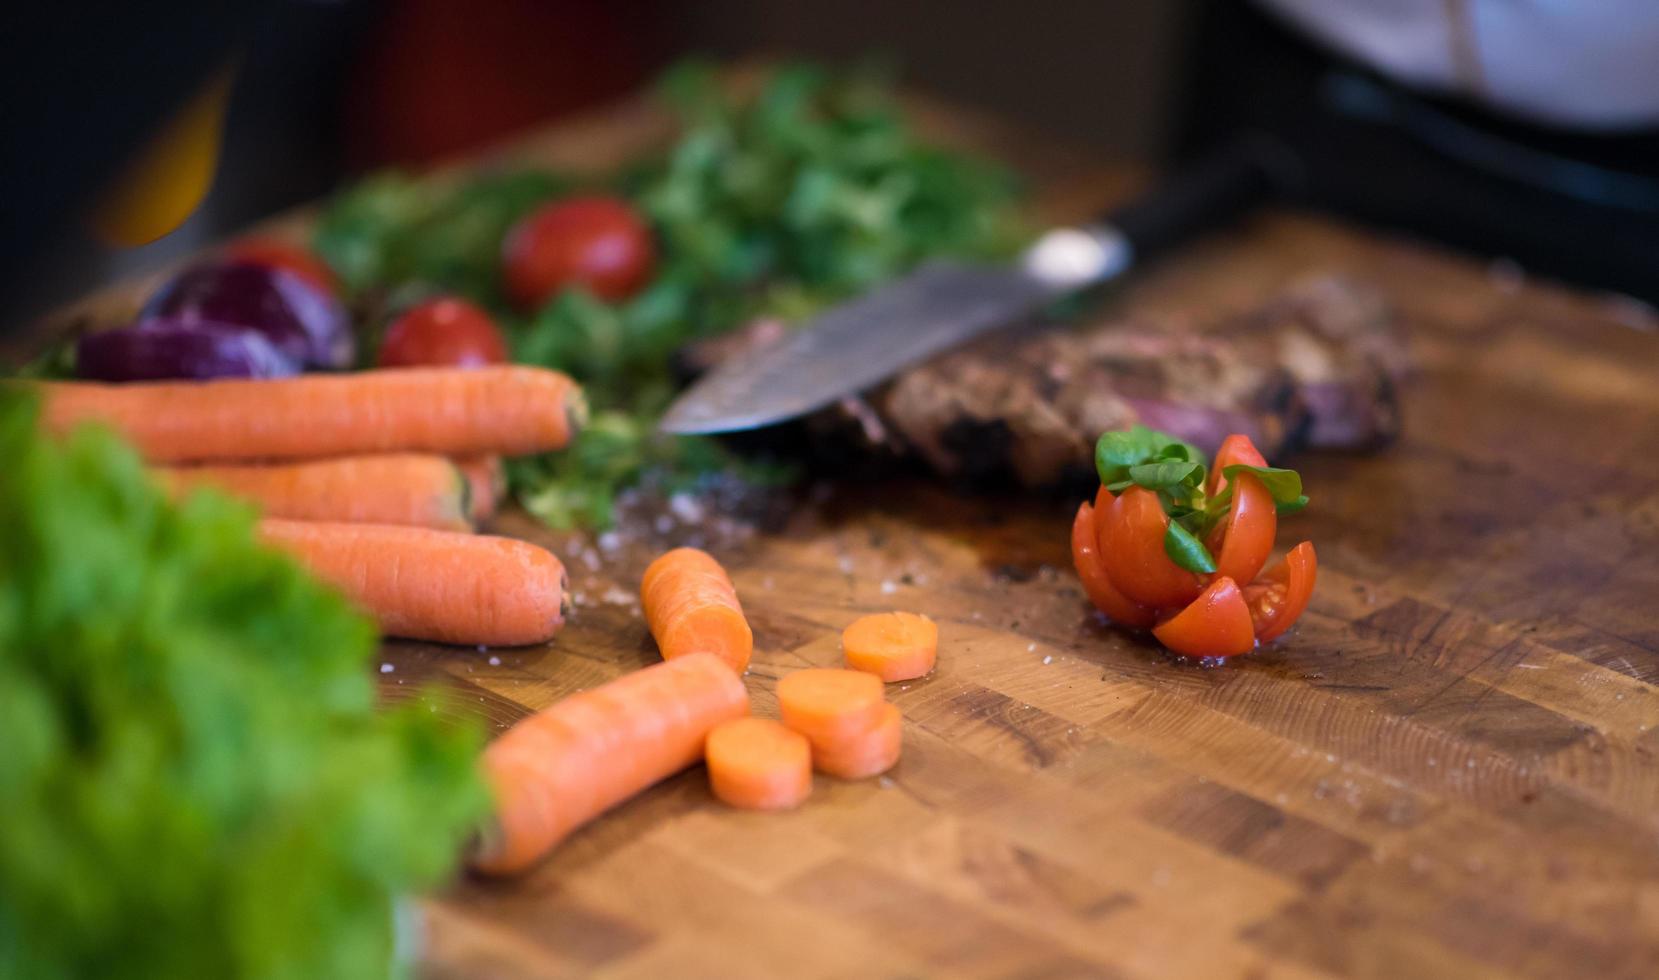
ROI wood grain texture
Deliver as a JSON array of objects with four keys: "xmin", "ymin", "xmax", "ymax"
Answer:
[{"xmin": 32, "ymin": 76, "xmax": 1659, "ymax": 979}]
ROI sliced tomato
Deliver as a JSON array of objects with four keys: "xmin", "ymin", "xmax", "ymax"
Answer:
[
  {"xmin": 1207, "ymin": 470, "xmax": 1276, "ymax": 587},
  {"xmin": 1152, "ymin": 576, "xmax": 1256, "ymax": 658},
  {"xmin": 1070, "ymin": 502, "xmax": 1158, "ymax": 629},
  {"xmin": 1207, "ymin": 433, "xmax": 1269, "ymax": 497},
  {"xmin": 1096, "ymin": 486, "xmax": 1204, "ymax": 611},
  {"xmin": 1245, "ymin": 541, "xmax": 1318, "ymax": 643}
]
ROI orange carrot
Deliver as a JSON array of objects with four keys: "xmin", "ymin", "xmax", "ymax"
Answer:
[
  {"xmin": 705, "ymin": 717, "xmax": 812, "ymax": 811},
  {"xmin": 454, "ymin": 455, "xmax": 505, "ymax": 524},
  {"xmin": 641, "ymin": 547, "xmax": 753, "ymax": 674},
  {"xmin": 813, "ymin": 703, "xmax": 903, "ymax": 780},
  {"xmin": 777, "ymin": 668, "xmax": 885, "ymax": 746},
  {"xmin": 37, "ymin": 365, "xmax": 584, "ymax": 464},
  {"xmin": 473, "ymin": 652, "xmax": 749, "ymax": 874},
  {"xmin": 257, "ymin": 518, "xmax": 567, "ymax": 646},
  {"xmin": 842, "ymin": 611, "xmax": 938, "ymax": 682},
  {"xmin": 158, "ymin": 453, "xmax": 472, "ymax": 531}
]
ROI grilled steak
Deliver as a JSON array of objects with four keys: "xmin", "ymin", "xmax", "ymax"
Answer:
[{"xmin": 678, "ymin": 276, "xmax": 1405, "ymax": 484}]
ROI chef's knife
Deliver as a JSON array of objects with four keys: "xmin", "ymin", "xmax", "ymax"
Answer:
[{"xmin": 660, "ymin": 136, "xmax": 1295, "ymax": 435}]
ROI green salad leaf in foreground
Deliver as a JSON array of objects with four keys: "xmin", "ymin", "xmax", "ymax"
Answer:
[
  {"xmin": 314, "ymin": 61, "xmax": 1026, "ymax": 528},
  {"xmin": 0, "ymin": 390, "xmax": 486, "ymax": 979}
]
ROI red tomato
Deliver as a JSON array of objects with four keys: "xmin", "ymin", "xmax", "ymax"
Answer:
[
  {"xmin": 1096, "ymin": 486, "xmax": 1204, "ymax": 611},
  {"xmin": 1071, "ymin": 502, "xmax": 1158, "ymax": 629},
  {"xmin": 1152, "ymin": 576, "xmax": 1256, "ymax": 658},
  {"xmin": 1207, "ymin": 471, "xmax": 1276, "ymax": 587},
  {"xmin": 1207, "ymin": 432, "xmax": 1269, "ymax": 498},
  {"xmin": 377, "ymin": 297, "xmax": 509, "ymax": 368},
  {"xmin": 502, "ymin": 196, "xmax": 655, "ymax": 309},
  {"xmin": 1245, "ymin": 541, "xmax": 1318, "ymax": 643},
  {"xmin": 223, "ymin": 238, "xmax": 341, "ymax": 296}
]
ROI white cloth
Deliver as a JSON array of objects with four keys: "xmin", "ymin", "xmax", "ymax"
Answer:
[{"xmin": 1257, "ymin": 0, "xmax": 1659, "ymax": 130}]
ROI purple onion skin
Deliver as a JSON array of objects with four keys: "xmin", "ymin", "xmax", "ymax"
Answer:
[
  {"xmin": 141, "ymin": 261, "xmax": 354, "ymax": 369},
  {"xmin": 76, "ymin": 320, "xmax": 302, "ymax": 381}
]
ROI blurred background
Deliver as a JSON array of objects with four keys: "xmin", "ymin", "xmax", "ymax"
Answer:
[{"xmin": 4, "ymin": 0, "xmax": 1656, "ymax": 322}]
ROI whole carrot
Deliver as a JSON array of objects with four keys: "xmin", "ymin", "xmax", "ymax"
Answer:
[
  {"xmin": 258, "ymin": 519, "xmax": 568, "ymax": 646},
  {"xmin": 640, "ymin": 547, "xmax": 753, "ymax": 674},
  {"xmin": 453, "ymin": 455, "xmax": 505, "ymax": 524},
  {"xmin": 158, "ymin": 454, "xmax": 472, "ymax": 531},
  {"xmin": 37, "ymin": 365, "xmax": 584, "ymax": 464},
  {"xmin": 473, "ymin": 652, "xmax": 749, "ymax": 875}
]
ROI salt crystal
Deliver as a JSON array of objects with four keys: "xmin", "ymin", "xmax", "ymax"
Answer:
[
  {"xmin": 880, "ymin": 580, "xmax": 897, "ymax": 595},
  {"xmin": 878, "ymin": 776, "xmax": 895, "ymax": 789},
  {"xmin": 1027, "ymin": 643, "xmax": 1036, "ymax": 652},
  {"xmin": 601, "ymin": 586, "xmax": 635, "ymax": 606},
  {"xmin": 581, "ymin": 549, "xmax": 601, "ymax": 571},
  {"xmin": 654, "ymin": 514, "xmax": 674, "ymax": 534},
  {"xmin": 597, "ymin": 531, "xmax": 622, "ymax": 553},
  {"xmin": 838, "ymin": 556, "xmax": 854, "ymax": 574},
  {"xmin": 379, "ymin": 663, "xmax": 394, "ymax": 674},
  {"xmin": 1042, "ymin": 655, "xmax": 1052, "ymax": 665},
  {"xmin": 488, "ymin": 655, "xmax": 501, "ymax": 666}
]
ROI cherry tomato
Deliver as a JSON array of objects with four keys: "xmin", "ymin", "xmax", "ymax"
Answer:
[
  {"xmin": 1152, "ymin": 576, "xmax": 1256, "ymax": 658},
  {"xmin": 1096, "ymin": 486, "xmax": 1204, "ymax": 610},
  {"xmin": 502, "ymin": 196, "xmax": 655, "ymax": 309},
  {"xmin": 377, "ymin": 296, "xmax": 509, "ymax": 368},
  {"xmin": 1071, "ymin": 502, "xmax": 1158, "ymax": 628},
  {"xmin": 223, "ymin": 238, "xmax": 341, "ymax": 296},
  {"xmin": 1207, "ymin": 432, "xmax": 1269, "ymax": 498},
  {"xmin": 1245, "ymin": 541, "xmax": 1318, "ymax": 643},
  {"xmin": 1207, "ymin": 471, "xmax": 1276, "ymax": 587}
]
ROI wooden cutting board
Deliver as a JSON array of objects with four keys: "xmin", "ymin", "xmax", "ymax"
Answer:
[{"xmin": 38, "ymin": 79, "xmax": 1659, "ymax": 979}]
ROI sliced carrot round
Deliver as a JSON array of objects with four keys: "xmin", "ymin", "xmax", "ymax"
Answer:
[
  {"xmin": 1151, "ymin": 576, "xmax": 1256, "ymax": 658},
  {"xmin": 777, "ymin": 668, "xmax": 885, "ymax": 745},
  {"xmin": 842, "ymin": 611, "xmax": 938, "ymax": 682},
  {"xmin": 1245, "ymin": 541, "xmax": 1318, "ymax": 643},
  {"xmin": 705, "ymin": 717, "xmax": 812, "ymax": 810},
  {"xmin": 1071, "ymin": 501, "xmax": 1158, "ymax": 628},
  {"xmin": 813, "ymin": 703, "xmax": 902, "ymax": 779}
]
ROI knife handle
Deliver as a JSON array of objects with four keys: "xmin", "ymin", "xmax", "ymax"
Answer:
[{"xmin": 1098, "ymin": 135, "xmax": 1297, "ymax": 262}]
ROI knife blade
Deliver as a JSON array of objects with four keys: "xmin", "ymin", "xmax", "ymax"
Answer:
[{"xmin": 660, "ymin": 138, "xmax": 1288, "ymax": 435}]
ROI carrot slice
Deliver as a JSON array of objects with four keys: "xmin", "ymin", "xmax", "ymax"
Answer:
[
  {"xmin": 641, "ymin": 547, "xmax": 753, "ymax": 674},
  {"xmin": 777, "ymin": 668, "xmax": 885, "ymax": 746},
  {"xmin": 474, "ymin": 652, "xmax": 749, "ymax": 874},
  {"xmin": 157, "ymin": 453, "xmax": 472, "ymax": 531},
  {"xmin": 842, "ymin": 611, "xmax": 938, "ymax": 682},
  {"xmin": 705, "ymin": 717, "xmax": 812, "ymax": 810},
  {"xmin": 258, "ymin": 519, "xmax": 567, "ymax": 646},
  {"xmin": 453, "ymin": 455, "xmax": 505, "ymax": 524},
  {"xmin": 37, "ymin": 365, "xmax": 584, "ymax": 463},
  {"xmin": 813, "ymin": 703, "xmax": 902, "ymax": 779}
]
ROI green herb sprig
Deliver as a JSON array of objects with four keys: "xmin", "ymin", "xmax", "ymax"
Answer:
[{"xmin": 1094, "ymin": 426, "xmax": 1309, "ymax": 575}]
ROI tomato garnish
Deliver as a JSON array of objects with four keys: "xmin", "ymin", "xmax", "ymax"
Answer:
[
  {"xmin": 1071, "ymin": 502, "xmax": 1158, "ymax": 628},
  {"xmin": 1245, "ymin": 541, "xmax": 1318, "ymax": 642},
  {"xmin": 1151, "ymin": 576, "xmax": 1256, "ymax": 658},
  {"xmin": 1208, "ymin": 470, "xmax": 1276, "ymax": 588},
  {"xmin": 1207, "ymin": 433, "xmax": 1268, "ymax": 497},
  {"xmin": 1096, "ymin": 486, "xmax": 1204, "ymax": 610}
]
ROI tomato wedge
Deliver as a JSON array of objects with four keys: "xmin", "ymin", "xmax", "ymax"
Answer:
[
  {"xmin": 1152, "ymin": 576, "xmax": 1256, "ymax": 658},
  {"xmin": 1096, "ymin": 486, "xmax": 1204, "ymax": 610},
  {"xmin": 1071, "ymin": 502, "xmax": 1158, "ymax": 628},
  {"xmin": 1244, "ymin": 541, "xmax": 1318, "ymax": 643},
  {"xmin": 1207, "ymin": 471, "xmax": 1276, "ymax": 587},
  {"xmin": 1207, "ymin": 433, "xmax": 1269, "ymax": 498}
]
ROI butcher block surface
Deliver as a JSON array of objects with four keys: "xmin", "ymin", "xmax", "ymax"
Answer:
[{"xmin": 40, "ymin": 82, "xmax": 1659, "ymax": 978}]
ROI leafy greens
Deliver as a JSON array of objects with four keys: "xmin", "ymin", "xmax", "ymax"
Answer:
[
  {"xmin": 313, "ymin": 61, "xmax": 1026, "ymax": 528},
  {"xmin": 0, "ymin": 390, "xmax": 486, "ymax": 979}
]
